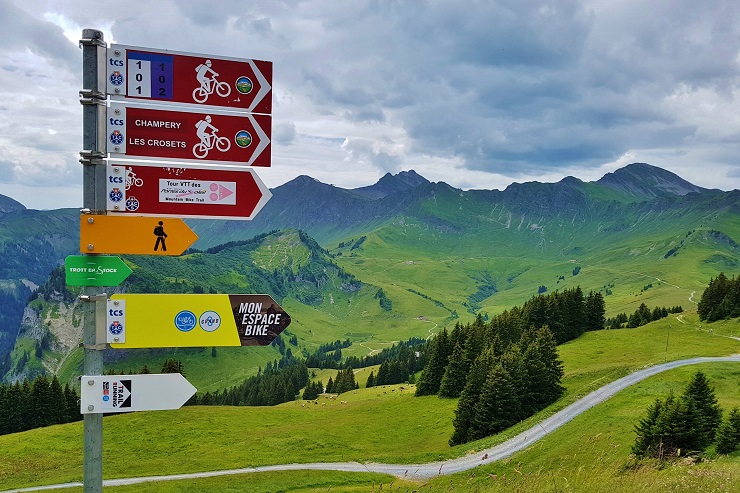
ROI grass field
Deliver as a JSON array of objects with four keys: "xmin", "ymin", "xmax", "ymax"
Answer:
[{"xmin": 1, "ymin": 314, "xmax": 739, "ymax": 492}]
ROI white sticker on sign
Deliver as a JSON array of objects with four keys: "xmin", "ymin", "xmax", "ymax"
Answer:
[
  {"xmin": 128, "ymin": 59, "xmax": 152, "ymax": 98},
  {"xmin": 106, "ymin": 299, "xmax": 126, "ymax": 344},
  {"xmin": 159, "ymin": 179, "xmax": 236, "ymax": 205},
  {"xmin": 101, "ymin": 379, "xmax": 132, "ymax": 410}
]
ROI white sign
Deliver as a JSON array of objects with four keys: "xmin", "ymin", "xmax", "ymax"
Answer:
[
  {"xmin": 80, "ymin": 374, "xmax": 197, "ymax": 414},
  {"xmin": 159, "ymin": 179, "xmax": 236, "ymax": 205}
]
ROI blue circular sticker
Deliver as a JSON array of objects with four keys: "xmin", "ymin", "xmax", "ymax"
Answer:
[
  {"xmin": 174, "ymin": 310, "xmax": 197, "ymax": 332},
  {"xmin": 199, "ymin": 311, "xmax": 221, "ymax": 332}
]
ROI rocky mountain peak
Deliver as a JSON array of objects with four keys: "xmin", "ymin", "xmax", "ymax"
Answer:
[{"xmin": 595, "ymin": 162, "xmax": 707, "ymax": 198}]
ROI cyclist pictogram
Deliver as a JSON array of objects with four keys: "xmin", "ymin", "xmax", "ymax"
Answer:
[
  {"xmin": 193, "ymin": 115, "xmax": 231, "ymax": 159},
  {"xmin": 193, "ymin": 59, "xmax": 231, "ymax": 103},
  {"xmin": 125, "ymin": 167, "xmax": 143, "ymax": 190}
]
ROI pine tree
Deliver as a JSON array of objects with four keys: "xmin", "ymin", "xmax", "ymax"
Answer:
[
  {"xmin": 415, "ymin": 328, "xmax": 451, "ymax": 396},
  {"xmin": 284, "ymin": 382, "xmax": 296, "ymax": 402},
  {"xmin": 698, "ymin": 273, "xmax": 729, "ymax": 321},
  {"xmin": 30, "ymin": 376, "xmax": 53, "ymax": 429},
  {"xmin": 0, "ymin": 384, "xmax": 9, "ymax": 434},
  {"xmin": 50, "ymin": 376, "xmax": 67, "ymax": 425},
  {"xmin": 684, "ymin": 370, "xmax": 722, "ymax": 448},
  {"xmin": 563, "ymin": 286, "xmax": 586, "ymax": 340},
  {"xmin": 19, "ymin": 380, "xmax": 32, "ymax": 432},
  {"xmin": 438, "ymin": 341, "xmax": 469, "ymax": 398},
  {"xmin": 715, "ymin": 408, "xmax": 740, "ymax": 454},
  {"xmin": 332, "ymin": 368, "xmax": 357, "ymax": 394},
  {"xmin": 730, "ymin": 407, "xmax": 740, "ymax": 445},
  {"xmin": 2, "ymin": 382, "xmax": 24, "ymax": 434},
  {"xmin": 63, "ymin": 383, "xmax": 79, "ymax": 423},
  {"xmin": 585, "ymin": 291, "xmax": 606, "ymax": 331},
  {"xmin": 375, "ymin": 360, "xmax": 389, "ymax": 386},
  {"xmin": 498, "ymin": 345, "xmax": 526, "ymax": 421},
  {"xmin": 521, "ymin": 327, "xmax": 564, "ymax": 413},
  {"xmin": 302, "ymin": 381, "xmax": 323, "ymax": 400},
  {"xmin": 449, "ymin": 348, "xmax": 496, "ymax": 446},
  {"xmin": 468, "ymin": 364, "xmax": 519, "ymax": 441},
  {"xmin": 464, "ymin": 319, "xmax": 489, "ymax": 366},
  {"xmin": 161, "ymin": 359, "xmax": 185, "ymax": 375},
  {"xmin": 633, "ymin": 395, "xmax": 667, "ymax": 458},
  {"xmin": 633, "ymin": 374, "xmax": 720, "ymax": 460},
  {"xmin": 365, "ymin": 371, "xmax": 375, "ymax": 388}
]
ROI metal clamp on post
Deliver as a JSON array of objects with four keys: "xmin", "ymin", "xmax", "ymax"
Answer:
[
  {"xmin": 79, "ymin": 294, "xmax": 108, "ymax": 302},
  {"xmin": 79, "ymin": 293, "xmax": 108, "ymax": 350},
  {"xmin": 79, "ymin": 342, "xmax": 107, "ymax": 350},
  {"xmin": 79, "ymin": 35, "xmax": 106, "ymax": 49},
  {"xmin": 79, "ymin": 89, "xmax": 107, "ymax": 102},
  {"xmin": 79, "ymin": 150, "xmax": 107, "ymax": 166}
]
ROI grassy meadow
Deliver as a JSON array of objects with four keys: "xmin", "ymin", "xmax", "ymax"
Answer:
[
  {"xmin": 1, "ymin": 315, "xmax": 739, "ymax": 492},
  {"xmin": 71, "ymin": 209, "xmax": 740, "ymax": 395}
]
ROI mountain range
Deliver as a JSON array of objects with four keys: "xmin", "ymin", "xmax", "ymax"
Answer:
[
  {"xmin": 185, "ymin": 162, "xmax": 724, "ymax": 249},
  {"xmin": 1, "ymin": 162, "xmax": 739, "ymax": 386}
]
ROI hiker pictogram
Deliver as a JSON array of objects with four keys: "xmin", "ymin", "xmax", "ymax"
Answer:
[{"xmin": 153, "ymin": 221, "xmax": 168, "ymax": 251}]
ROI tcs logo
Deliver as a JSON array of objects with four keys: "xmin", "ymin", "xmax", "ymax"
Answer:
[
  {"xmin": 109, "ymin": 59, "xmax": 124, "ymax": 67},
  {"xmin": 108, "ymin": 176, "xmax": 123, "ymax": 184},
  {"xmin": 109, "ymin": 309, "xmax": 124, "ymax": 317},
  {"xmin": 109, "ymin": 118, "xmax": 124, "ymax": 126}
]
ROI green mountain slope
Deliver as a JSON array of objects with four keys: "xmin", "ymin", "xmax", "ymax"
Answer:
[
  {"xmin": 0, "ymin": 207, "xmax": 78, "ymax": 363},
  {"xmin": 333, "ymin": 175, "xmax": 740, "ymax": 322},
  {"xmin": 4, "ymin": 163, "xmax": 740, "ymax": 388}
]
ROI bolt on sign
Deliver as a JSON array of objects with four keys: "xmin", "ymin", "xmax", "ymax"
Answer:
[
  {"xmin": 107, "ymin": 293, "xmax": 291, "ymax": 348},
  {"xmin": 106, "ymin": 44, "xmax": 272, "ymax": 114}
]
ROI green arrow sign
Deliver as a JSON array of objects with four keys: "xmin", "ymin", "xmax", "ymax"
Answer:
[{"xmin": 65, "ymin": 255, "xmax": 133, "ymax": 287}]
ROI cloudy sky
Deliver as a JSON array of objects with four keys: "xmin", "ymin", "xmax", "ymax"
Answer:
[{"xmin": 1, "ymin": 0, "xmax": 739, "ymax": 210}]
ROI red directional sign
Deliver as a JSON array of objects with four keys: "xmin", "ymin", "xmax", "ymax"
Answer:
[
  {"xmin": 108, "ymin": 103, "xmax": 271, "ymax": 166},
  {"xmin": 106, "ymin": 44, "xmax": 272, "ymax": 114},
  {"xmin": 106, "ymin": 161, "xmax": 271, "ymax": 220}
]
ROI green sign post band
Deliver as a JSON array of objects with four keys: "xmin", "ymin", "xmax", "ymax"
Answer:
[{"xmin": 65, "ymin": 255, "xmax": 133, "ymax": 287}]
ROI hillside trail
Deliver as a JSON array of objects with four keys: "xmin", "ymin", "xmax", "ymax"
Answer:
[{"xmin": 5, "ymin": 355, "xmax": 740, "ymax": 493}]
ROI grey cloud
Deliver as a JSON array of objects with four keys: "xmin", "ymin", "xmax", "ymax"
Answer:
[
  {"xmin": 233, "ymin": 15, "xmax": 273, "ymax": 34},
  {"xmin": 342, "ymin": 108, "xmax": 385, "ymax": 124},
  {"xmin": 342, "ymin": 138, "xmax": 401, "ymax": 173},
  {"xmin": 274, "ymin": 122, "xmax": 297, "ymax": 145},
  {"xmin": 4, "ymin": 0, "xmax": 740, "ymax": 202},
  {"xmin": 0, "ymin": 1, "xmax": 78, "ymax": 73}
]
